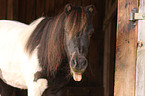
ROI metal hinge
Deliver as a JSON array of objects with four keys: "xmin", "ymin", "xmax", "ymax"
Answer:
[{"xmin": 129, "ymin": 8, "xmax": 145, "ymax": 21}]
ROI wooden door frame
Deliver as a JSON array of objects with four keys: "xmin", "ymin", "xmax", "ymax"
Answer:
[{"xmin": 114, "ymin": 0, "xmax": 138, "ymax": 96}]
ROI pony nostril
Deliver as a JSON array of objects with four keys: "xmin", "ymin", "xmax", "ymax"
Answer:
[
  {"xmin": 71, "ymin": 59, "xmax": 77, "ymax": 68},
  {"xmin": 71, "ymin": 57, "xmax": 88, "ymax": 71},
  {"xmin": 82, "ymin": 60, "xmax": 87, "ymax": 66},
  {"xmin": 80, "ymin": 59, "xmax": 88, "ymax": 68}
]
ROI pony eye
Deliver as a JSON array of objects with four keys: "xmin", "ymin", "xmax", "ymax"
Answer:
[{"xmin": 88, "ymin": 30, "xmax": 94, "ymax": 38}]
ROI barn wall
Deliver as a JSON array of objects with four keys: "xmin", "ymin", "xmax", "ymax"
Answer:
[
  {"xmin": 103, "ymin": 0, "xmax": 117, "ymax": 96},
  {"xmin": 0, "ymin": 0, "xmax": 106, "ymax": 96},
  {"xmin": 0, "ymin": 0, "xmax": 18, "ymax": 20}
]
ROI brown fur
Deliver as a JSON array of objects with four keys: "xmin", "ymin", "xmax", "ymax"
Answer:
[
  {"xmin": 65, "ymin": 6, "xmax": 87, "ymax": 39},
  {"xmin": 25, "ymin": 5, "xmax": 90, "ymax": 76}
]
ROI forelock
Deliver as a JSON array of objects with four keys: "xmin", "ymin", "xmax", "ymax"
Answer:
[{"xmin": 64, "ymin": 7, "xmax": 87, "ymax": 39}]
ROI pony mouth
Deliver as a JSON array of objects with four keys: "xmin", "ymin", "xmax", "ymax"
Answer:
[
  {"xmin": 72, "ymin": 71, "xmax": 82, "ymax": 81},
  {"xmin": 69, "ymin": 52, "xmax": 87, "ymax": 81},
  {"xmin": 70, "ymin": 63, "xmax": 86, "ymax": 82},
  {"xmin": 70, "ymin": 67, "xmax": 85, "ymax": 81}
]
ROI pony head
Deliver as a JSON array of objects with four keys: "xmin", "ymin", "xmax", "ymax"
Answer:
[
  {"xmin": 25, "ymin": 4, "xmax": 95, "ymax": 82},
  {"xmin": 63, "ymin": 4, "xmax": 95, "ymax": 81}
]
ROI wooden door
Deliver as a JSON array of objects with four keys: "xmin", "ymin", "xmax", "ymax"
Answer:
[
  {"xmin": 135, "ymin": 0, "xmax": 145, "ymax": 96},
  {"xmin": 114, "ymin": 0, "xmax": 138, "ymax": 96}
]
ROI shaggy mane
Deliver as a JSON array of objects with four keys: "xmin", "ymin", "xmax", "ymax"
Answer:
[{"xmin": 25, "ymin": 5, "xmax": 88, "ymax": 75}]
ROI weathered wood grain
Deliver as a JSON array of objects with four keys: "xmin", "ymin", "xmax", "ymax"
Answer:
[
  {"xmin": 103, "ymin": 1, "xmax": 117, "ymax": 95},
  {"xmin": 13, "ymin": 0, "xmax": 18, "ymax": 20},
  {"xmin": 114, "ymin": 0, "xmax": 138, "ymax": 96},
  {"xmin": 25, "ymin": 0, "xmax": 36, "ymax": 23},
  {"xmin": 36, "ymin": 0, "xmax": 45, "ymax": 18},
  {"xmin": 135, "ymin": 0, "xmax": 145, "ymax": 96},
  {"xmin": 0, "ymin": 0, "xmax": 7, "ymax": 19},
  {"xmin": 45, "ymin": 0, "xmax": 55, "ymax": 17},
  {"xmin": 18, "ymin": 0, "xmax": 26, "ymax": 23},
  {"xmin": 7, "ymin": 0, "xmax": 13, "ymax": 19}
]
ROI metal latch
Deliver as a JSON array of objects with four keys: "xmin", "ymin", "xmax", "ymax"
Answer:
[{"xmin": 129, "ymin": 8, "xmax": 145, "ymax": 21}]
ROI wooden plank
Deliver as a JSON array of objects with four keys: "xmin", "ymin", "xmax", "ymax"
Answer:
[
  {"xmin": 114, "ymin": 0, "xmax": 138, "ymax": 96},
  {"xmin": 81, "ymin": 0, "xmax": 91, "ymax": 6},
  {"xmin": 25, "ymin": 0, "xmax": 36, "ymax": 23},
  {"xmin": 91, "ymin": 0, "xmax": 105, "ymax": 30},
  {"xmin": 103, "ymin": 0, "xmax": 117, "ymax": 30},
  {"xmin": 7, "ymin": 0, "xmax": 13, "ymax": 19},
  {"xmin": 13, "ymin": 0, "xmax": 19, "ymax": 20},
  {"xmin": 135, "ymin": 0, "xmax": 145, "ymax": 96},
  {"xmin": 0, "ymin": 0, "xmax": 7, "ymax": 19},
  {"xmin": 103, "ymin": 23, "xmax": 111, "ymax": 96},
  {"xmin": 45, "ymin": 0, "xmax": 55, "ymax": 17},
  {"xmin": 18, "ymin": 0, "xmax": 26, "ymax": 23},
  {"xmin": 103, "ymin": 1, "xmax": 117, "ymax": 94},
  {"xmin": 7, "ymin": 0, "xmax": 18, "ymax": 20},
  {"xmin": 54, "ymin": 0, "xmax": 64, "ymax": 15},
  {"xmin": 87, "ymin": 31, "xmax": 104, "ymax": 87},
  {"xmin": 36, "ymin": 0, "xmax": 45, "ymax": 18}
]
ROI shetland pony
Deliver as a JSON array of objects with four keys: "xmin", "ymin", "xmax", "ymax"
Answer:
[{"xmin": 0, "ymin": 4, "xmax": 95, "ymax": 96}]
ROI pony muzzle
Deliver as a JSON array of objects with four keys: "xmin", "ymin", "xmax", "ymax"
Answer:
[{"xmin": 70, "ymin": 52, "xmax": 88, "ymax": 81}]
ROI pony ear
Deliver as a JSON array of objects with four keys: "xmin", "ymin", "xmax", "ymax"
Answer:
[
  {"xmin": 64, "ymin": 4, "xmax": 72, "ymax": 14},
  {"xmin": 85, "ymin": 5, "xmax": 95, "ymax": 15}
]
